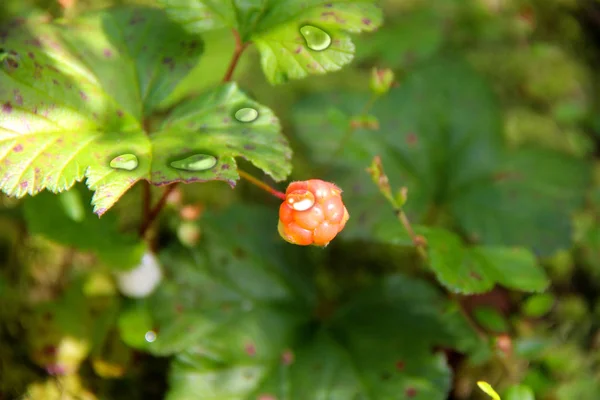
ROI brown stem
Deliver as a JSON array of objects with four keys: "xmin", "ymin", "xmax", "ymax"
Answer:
[
  {"xmin": 222, "ymin": 29, "xmax": 249, "ymax": 83},
  {"xmin": 138, "ymin": 29, "xmax": 250, "ymax": 239},
  {"xmin": 139, "ymin": 184, "xmax": 178, "ymax": 237},
  {"xmin": 238, "ymin": 170, "xmax": 286, "ymax": 200},
  {"xmin": 142, "ymin": 180, "xmax": 151, "ymax": 221}
]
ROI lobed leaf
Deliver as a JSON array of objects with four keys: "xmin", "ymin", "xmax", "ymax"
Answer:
[
  {"xmin": 0, "ymin": 9, "xmax": 291, "ymax": 215},
  {"xmin": 158, "ymin": 0, "xmax": 383, "ymax": 84},
  {"xmin": 292, "ymin": 56, "xmax": 591, "ymax": 255},
  {"xmin": 23, "ymin": 186, "xmax": 146, "ymax": 269},
  {"xmin": 116, "ymin": 204, "xmax": 475, "ymax": 399},
  {"xmin": 375, "ymin": 221, "xmax": 549, "ymax": 294}
]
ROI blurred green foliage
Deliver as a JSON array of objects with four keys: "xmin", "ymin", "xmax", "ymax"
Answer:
[{"xmin": 2, "ymin": 0, "xmax": 600, "ymax": 399}]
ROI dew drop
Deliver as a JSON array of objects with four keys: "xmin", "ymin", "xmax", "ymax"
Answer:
[
  {"xmin": 300, "ymin": 25, "xmax": 331, "ymax": 51},
  {"xmin": 145, "ymin": 330, "xmax": 157, "ymax": 343},
  {"xmin": 234, "ymin": 107, "xmax": 259, "ymax": 123},
  {"xmin": 170, "ymin": 154, "xmax": 217, "ymax": 171},
  {"xmin": 110, "ymin": 153, "xmax": 138, "ymax": 171}
]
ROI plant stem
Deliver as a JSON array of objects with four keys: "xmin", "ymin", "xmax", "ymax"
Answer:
[
  {"xmin": 139, "ymin": 29, "xmax": 249, "ymax": 239},
  {"xmin": 142, "ymin": 180, "xmax": 151, "ymax": 220},
  {"xmin": 238, "ymin": 170, "xmax": 286, "ymax": 200},
  {"xmin": 222, "ymin": 29, "xmax": 249, "ymax": 83},
  {"xmin": 139, "ymin": 184, "xmax": 177, "ymax": 237},
  {"xmin": 330, "ymin": 94, "xmax": 378, "ymax": 162}
]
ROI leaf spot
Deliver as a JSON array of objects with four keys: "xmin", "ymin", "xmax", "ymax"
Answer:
[
  {"xmin": 470, "ymin": 271, "xmax": 483, "ymax": 280},
  {"xmin": 395, "ymin": 360, "xmax": 405, "ymax": 371},
  {"xmin": 2, "ymin": 102, "xmax": 12, "ymax": 114},
  {"xmin": 103, "ymin": 48, "xmax": 113, "ymax": 58},
  {"xmin": 406, "ymin": 387, "xmax": 417, "ymax": 397},
  {"xmin": 406, "ymin": 133, "xmax": 418, "ymax": 146},
  {"xmin": 13, "ymin": 144, "xmax": 23, "ymax": 152},
  {"xmin": 244, "ymin": 342, "xmax": 256, "ymax": 356},
  {"xmin": 281, "ymin": 349, "xmax": 294, "ymax": 365}
]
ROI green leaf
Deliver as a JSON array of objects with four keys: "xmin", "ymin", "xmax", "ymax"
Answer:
[
  {"xmin": 167, "ymin": 274, "xmax": 460, "ymax": 400},
  {"xmin": 23, "ymin": 186, "xmax": 145, "ymax": 269},
  {"xmin": 292, "ymin": 56, "xmax": 590, "ymax": 255},
  {"xmin": 158, "ymin": 0, "xmax": 382, "ymax": 84},
  {"xmin": 374, "ymin": 222, "xmax": 549, "ymax": 294},
  {"xmin": 521, "ymin": 293, "xmax": 556, "ymax": 318},
  {"xmin": 355, "ymin": 6, "xmax": 444, "ymax": 67},
  {"xmin": 0, "ymin": 9, "xmax": 291, "ymax": 215},
  {"xmin": 118, "ymin": 204, "xmax": 316, "ymax": 356},
  {"xmin": 473, "ymin": 306, "xmax": 508, "ymax": 333},
  {"xmin": 504, "ymin": 384, "xmax": 535, "ymax": 400},
  {"xmin": 452, "ymin": 148, "xmax": 590, "ymax": 256},
  {"xmin": 115, "ymin": 204, "xmax": 473, "ymax": 399}
]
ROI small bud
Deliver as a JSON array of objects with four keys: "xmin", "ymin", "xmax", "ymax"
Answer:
[
  {"xmin": 180, "ymin": 203, "xmax": 204, "ymax": 221},
  {"xmin": 177, "ymin": 222, "xmax": 201, "ymax": 247},
  {"xmin": 370, "ymin": 67, "xmax": 395, "ymax": 95}
]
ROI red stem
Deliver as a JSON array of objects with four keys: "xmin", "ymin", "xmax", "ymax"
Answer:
[
  {"xmin": 238, "ymin": 170, "xmax": 286, "ymax": 200},
  {"xmin": 222, "ymin": 29, "xmax": 249, "ymax": 83},
  {"xmin": 139, "ymin": 29, "xmax": 249, "ymax": 238}
]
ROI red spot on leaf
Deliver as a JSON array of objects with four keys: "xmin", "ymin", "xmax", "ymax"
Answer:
[
  {"xmin": 406, "ymin": 387, "xmax": 417, "ymax": 397},
  {"xmin": 294, "ymin": 46, "xmax": 302, "ymax": 54},
  {"xmin": 281, "ymin": 349, "xmax": 294, "ymax": 365},
  {"xmin": 470, "ymin": 271, "xmax": 482, "ymax": 280},
  {"xmin": 2, "ymin": 102, "xmax": 12, "ymax": 113},
  {"xmin": 406, "ymin": 133, "xmax": 418, "ymax": 146},
  {"xmin": 103, "ymin": 48, "xmax": 113, "ymax": 58},
  {"xmin": 395, "ymin": 360, "xmax": 405, "ymax": 371},
  {"xmin": 116, "ymin": 110, "xmax": 124, "ymax": 117},
  {"xmin": 244, "ymin": 342, "xmax": 256, "ymax": 356},
  {"xmin": 362, "ymin": 18, "xmax": 372, "ymax": 25},
  {"xmin": 20, "ymin": 181, "xmax": 28, "ymax": 189},
  {"xmin": 257, "ymin": 395, "xmax": 276, "ymax": 400},
  {"xmin": 79, "ymin": 91, "xmax": 88, "ymax": 101},
  {"xmin": 13, "ymin": 144, "xmax": 23, "ymax": 152}
]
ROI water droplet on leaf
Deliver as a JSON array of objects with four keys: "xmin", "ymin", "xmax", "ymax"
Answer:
[
  {"xmin": 145, "ymin": 330, "xmax": 157, "ymax": 343},
  {"xmin": 110, "ymin": 154, "xmax": 138, "ymax": 171},
  {"xmin": 300, "ymin": 25, "xmax": 331, "ymax": 51},
  {"xmin": 170, "ymin": 154, "xmax": 217, "ymax": 171},
  {"xmin": 235, "ymin": 107, "xmax": 259, "ymax": 122}
]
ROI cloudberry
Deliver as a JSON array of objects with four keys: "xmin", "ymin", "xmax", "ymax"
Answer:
[{"xmin": 278, "ymin": 179, "xmax": 349, "ymax": 246}]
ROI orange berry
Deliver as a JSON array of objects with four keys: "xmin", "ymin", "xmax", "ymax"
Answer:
[{"xmin": 278, "ymin": 179, "xmax": 349, "ymax": 246}]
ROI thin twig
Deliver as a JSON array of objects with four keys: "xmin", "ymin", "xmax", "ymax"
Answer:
[
  {"xmin": 330, "ymin": 94, "xmax": 378, "ymax": 162},
  {"xmin": 141, "ymin": 180, "xmax": 151, "ymax": 222},
  {"xmin": 138, "ymin": 29, "xmax": 249, "ymax": 238},
  {"xmin": 139, "ymin": 184, "xmax": 177, "ymax": 237},
  {"xmin": 222, "ymin": 29, "xmax": 249, "ymax": 83},
  {"xmin": 238, "ymin": 170, "xmax": 286, "ymax": 200}
]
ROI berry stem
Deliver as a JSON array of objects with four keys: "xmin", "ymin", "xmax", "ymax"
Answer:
[
  {"xmin": 238, "ymin": 170, "xmax": 286, "ymax": 200},
  {"xmin": 139, "ymin": 30, "xmax": 249, "ymax": 238}
]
